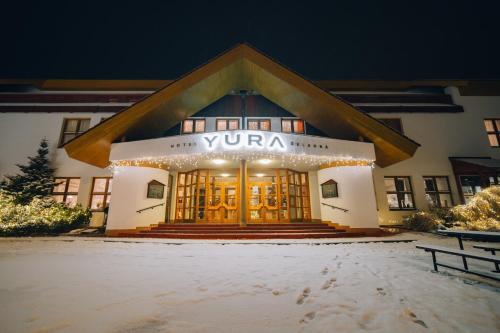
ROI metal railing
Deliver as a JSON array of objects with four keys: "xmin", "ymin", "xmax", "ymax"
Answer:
[
  {"xmin": 136, "ymin": 203, "xmax": 164, "ymax": 213},
  {"xmin": 321, "ymin": 202, "xmax": 349, "ymax": 213}
]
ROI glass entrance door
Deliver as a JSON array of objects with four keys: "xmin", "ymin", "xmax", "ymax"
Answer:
[
  {"xmin": 205, "ymin": 173, "xmax": 239, "ymax": 223},
  {"xmin": 174, "ymin": 168, "xmax": 311, "ymax": 224},
  {"xmin": 247, "ymin": 171, "xmax": 280, "ymax": 223}
]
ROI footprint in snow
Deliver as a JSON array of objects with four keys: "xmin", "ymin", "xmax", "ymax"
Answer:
[
  {"xmin": 406, "ymin": 309, "xmax": 428, "ymax": 328},
  {"xmin": 296, "ymin": 288, "xmax": 311, "ymax": 305},
  {"xmin": 376, "ymin": 287, "xmax": 386, "ymax": 296},
  {"xmin": 321, "ymin": 267, "xmax": 328, "ymax": 275},
  {"xmin": 322, "ymin": 278, "xmax": 336, "ymax": 290},
  {"xmin": 300, "ymin": 311, "xmax": 316, "ymax": 324}
]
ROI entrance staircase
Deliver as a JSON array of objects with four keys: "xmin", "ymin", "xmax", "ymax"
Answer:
[{"xmin": 117, "ymin": 223, "xmax": 366, "ymax": 239}]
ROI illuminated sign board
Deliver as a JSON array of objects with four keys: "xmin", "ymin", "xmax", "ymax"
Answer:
[{"xmin": 202, "ymin": 131, "xmax": 286, "ymax": 151}]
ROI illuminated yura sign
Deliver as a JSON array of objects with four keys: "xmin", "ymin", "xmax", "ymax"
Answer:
[{"xmin": 202, "ymin": 131, "xmax": 286, "ymax": 152}]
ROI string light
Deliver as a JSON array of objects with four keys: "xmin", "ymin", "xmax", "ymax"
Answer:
[{"xmin": 108, "ymin": 150, "xmax": 375, "ymax": 174}]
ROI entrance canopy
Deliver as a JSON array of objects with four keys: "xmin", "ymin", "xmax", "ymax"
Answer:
[
  {"xmin": 64, "ymin": 43, "xmax": 419, "ymax": 168},
  {"xmin": 109, "ymin": 130, "xmax": 376, "ymax": 171}
]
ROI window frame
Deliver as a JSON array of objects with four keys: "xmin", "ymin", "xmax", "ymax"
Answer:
[
  {"xmin": 484, "ymin": 118, "xmax": 500, "ymax": 147},
  {"xmin": 52, "ymin": 177, "xmax": 80, "ymax": 207},
  {"xmin": 89, "ymin": 177, "xmax": 113, "ymax": 211},
  {"xmin": 281, "ymin": 118, "xmax": 305, "ymax": 134},
  {"xmin": 181, "ymin": 118, "xmax": 206, "ymax": 134},
  {"xmin": 59, "ymin": 118, "xmax": 91, "ymax": 147},
  {"xmin": 216, "ymin": 118, "xmax": 240, "ymax": 131},
  {"xmin": 384, "ymin": 176, "xmax": 416, "ymax": 211},
  {"xmin": 246, "ymin": 118, "xmax": 271, "ymax": 131},
  {"xmin": 423, "ymin": 176, "xmax": 453, "ymax": 208}
]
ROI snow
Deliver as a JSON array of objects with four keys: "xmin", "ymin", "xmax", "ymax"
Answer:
[{"xmin": 0, "ymin": 233, "xmax": 498, "ymax": 333}]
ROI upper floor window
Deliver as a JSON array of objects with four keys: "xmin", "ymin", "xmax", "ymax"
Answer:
[
  {"xmin": 89, "ymin": 177, "xmax": 112, "ymax": 211},
  {"xmin": 384, "ymin": 176, "xmax": 415, "ymax": 210},
  {"xmin": 216, "ymin": 118, "xmax": 240, "ymax": 131},
  {"xmin": 423, "ymin": 176, "xmax": 453, "ymax": 208},
  {"xmin": 182, "ymin": 118, "xmax": 205, "ymax": 134},
  {"xmin": 247, "ymin": 118, "xmax": 271, "ymax": 131},
  {"xmin": 484, "ymin": 119, "xmax": 500, "ymax": 147},
  {"xmin": 52, "ymin": 177, "xmax": 80, "ymax": 207},
  {"xmin": 281, "ymin": 119, "xmax": 304, "ymax": 134},
  {"xmin": 59, "ymin": 118, "xmax": 90, "ymax": 146},
  {"xmin": 378, "ymin": 118, "xmax": 403, "ymax": 134}
]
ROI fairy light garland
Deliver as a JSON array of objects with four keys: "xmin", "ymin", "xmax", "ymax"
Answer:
[{"xmin": 108, "ymin": 151, "xmax": 374, "ymax": 174}]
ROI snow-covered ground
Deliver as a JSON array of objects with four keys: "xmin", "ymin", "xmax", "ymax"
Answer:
[{"xmin": 0, "ymin": 233, "xmax": 498, "ymax": 333}]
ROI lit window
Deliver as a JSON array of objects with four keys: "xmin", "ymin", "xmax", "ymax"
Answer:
[
  {"xmin": 90, "ymin": 177, "xmax": 112, "ymax": 211},
  {"xmin": 423, "ymin": 176, "xmax": 453, "ymax": 208},
  {"xmin": 52, "ymin": 177, "xmax": 80, "ymax": 207},
  {"xmin": 247, "ymin": 119, "xmax": 271, "ymax": 131},
  {"xmin": 59, "ymin": 118, "xmax": 90, "ymax": 145},
  {"xmin": 182, "ymin": 119, "xmax": 205, "ymax": 134},
  {"xmin": 384, "ymin": 176, "xmax": 415, "ymax": 210},
  {"xmin": 216, "ymin": 119, "xmax": 240, "ymax": 131},
  {"xmin": 484, "ymin": 119, "xmax": 500, "ymax": 147},
  {"xmin": 281, "ymin": 119, "xmax": 304, "ymax": 134}
]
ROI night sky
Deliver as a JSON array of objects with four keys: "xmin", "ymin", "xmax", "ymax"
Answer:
[{"xmin": 1, "ymin": 0, "xmax": 500, "ymax": 80}]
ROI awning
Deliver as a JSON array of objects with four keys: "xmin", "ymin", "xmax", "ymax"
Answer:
[{"xmin": 450, "ymin": 157, "xmax": 500, "ymax": 173}]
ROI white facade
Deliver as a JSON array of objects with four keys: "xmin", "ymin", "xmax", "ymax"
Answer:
[{"xmin": 1, "ymin": 85, "xmax": 499, "ymax": 231}]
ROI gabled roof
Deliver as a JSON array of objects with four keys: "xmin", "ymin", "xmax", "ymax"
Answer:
[{"xmin": 64, "ymin": 43, "xmax": 419, "ymax": 168}]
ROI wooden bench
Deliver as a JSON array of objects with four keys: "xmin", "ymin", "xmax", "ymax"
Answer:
[
  {"xmin": 473, "ymin": 244, "xmax": 500, "ymax": 272},
  {"xmin": 416, "ymin": 244, "xmax": 500, "ymax": 281}
]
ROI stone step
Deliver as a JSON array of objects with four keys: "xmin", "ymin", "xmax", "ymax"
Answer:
[
  {"xmin": 118, "ymin": 232, "xmax": 363, "ymax": 239},
  {"xmin": 145, "ymin": 228, "xmax": 343, "ymax": 234}
]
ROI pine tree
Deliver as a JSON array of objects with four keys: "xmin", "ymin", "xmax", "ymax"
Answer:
[{"xmin": 2, "ymin": 139, "xmax": 56, "ymax": 204}]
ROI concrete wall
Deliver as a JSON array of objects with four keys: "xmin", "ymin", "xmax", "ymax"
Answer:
[
  {"xmin": 317, "ymin": 166, "xmax": 378, "ymax": 229},
  {"xmin": 106, "ymin": 166, "xmax": 170, "ymax": 231},
  {"xmin": 0, "ymin": 112, "xmax": 114, "ymax": 209},
  {"xmin": 372, "ymin": 87, "xmax": 500, "ymax": 224}
]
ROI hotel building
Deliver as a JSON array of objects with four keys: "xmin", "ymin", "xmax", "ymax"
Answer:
[{"xmin": 0, "ymin": 44, "xmax": 499, "ymax": 236}]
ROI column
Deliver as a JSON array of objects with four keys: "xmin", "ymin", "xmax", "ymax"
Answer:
[{"xmin": 239, "ymin": 159, "xmax": 247, "ymax": 226}]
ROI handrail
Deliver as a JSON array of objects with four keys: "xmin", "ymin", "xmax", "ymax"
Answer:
[
  {"xmin": 136, "ymin": 203, "xmax": 164, "ymax": 213},
  {"xmin": 321, "ymin": 203, "xmax": 348, "ymax": 212}
]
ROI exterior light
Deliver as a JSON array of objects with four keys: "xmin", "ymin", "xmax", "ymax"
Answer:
[
  {"xmin": 258, "ymin": 159, "xmax": 272, "ymax": 165},
  {"xmin": 220, "ymin": 173, "xmax": 230, "ymax": 177},
  {"xmin": 212, "ymin": 159, "xmax": 226, "ymax": 165},
  {"xmin": 256, "ymin": 173, "xmax": 264, "ymax": 177}
]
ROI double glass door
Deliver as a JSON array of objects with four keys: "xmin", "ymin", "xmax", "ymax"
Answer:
[
  {"xmin": 205, "ymin": 175, "xmax": 239, "ymax": 223},
  {"xmin": 174, "ymin": 168, "xmax": 311, "ymax": 223},
  {"xmin": 247, "ymin": 174, "xmax": 279, "ymax": 222}
]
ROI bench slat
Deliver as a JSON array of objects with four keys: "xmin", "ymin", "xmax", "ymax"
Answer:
[
  {"xmin": 416, "ymin": 245, "xmax": 500, "ymax": 263},
  {"xmin": 473, "ymin": 244, "xmax": 500, "ymax": 251}
]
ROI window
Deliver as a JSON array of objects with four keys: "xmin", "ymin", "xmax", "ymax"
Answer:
[
  {"xmin": 484, "ymin": 119, "xmax": 500, "ymax": 147},
  {"xmin": 247, "ymin": 119, "xmax": 271, "ymax": 131},
  {"xmin": 384, "ymin": 176, "xmax": 415, "ymax": 210},
  {"xmin": 52, "ymin": 177, "xmax": 80, "ymax": 207},
  {"xmin": 216, "ymin": 118, "xmax": 240, "ymax": 131},
  {"xmin": 281, "ymin": 119, "xmax": 305, "ymax": 134},
  {"xmin": 489, "ymin": 175, "xmax": 500, "ymax": 186},
  {"xmin": 89, "ymin": 177, "xmax": 112, "ymax": 211},
  {"xmin": 423, "ymin": 176, "xmax": 453, "ymax": 208},
  {"xmin": 459, "ymin": 175, "xmax": 482, "ymax": 203},
  {"xmin": 59, "ymin": 118, "xmax": 90, "ymax": 145},
  {"xmin": 182, "ymin": 119, "xmax": 205, "ymax": 134},
  {"xmin": 378, "ymin": 118, "xmax": 403, "ymax": 134}
]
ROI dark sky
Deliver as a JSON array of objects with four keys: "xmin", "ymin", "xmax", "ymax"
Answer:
[{"xmin": 1, "ymin": 0, "xmax": 500, "ymax": 80}]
